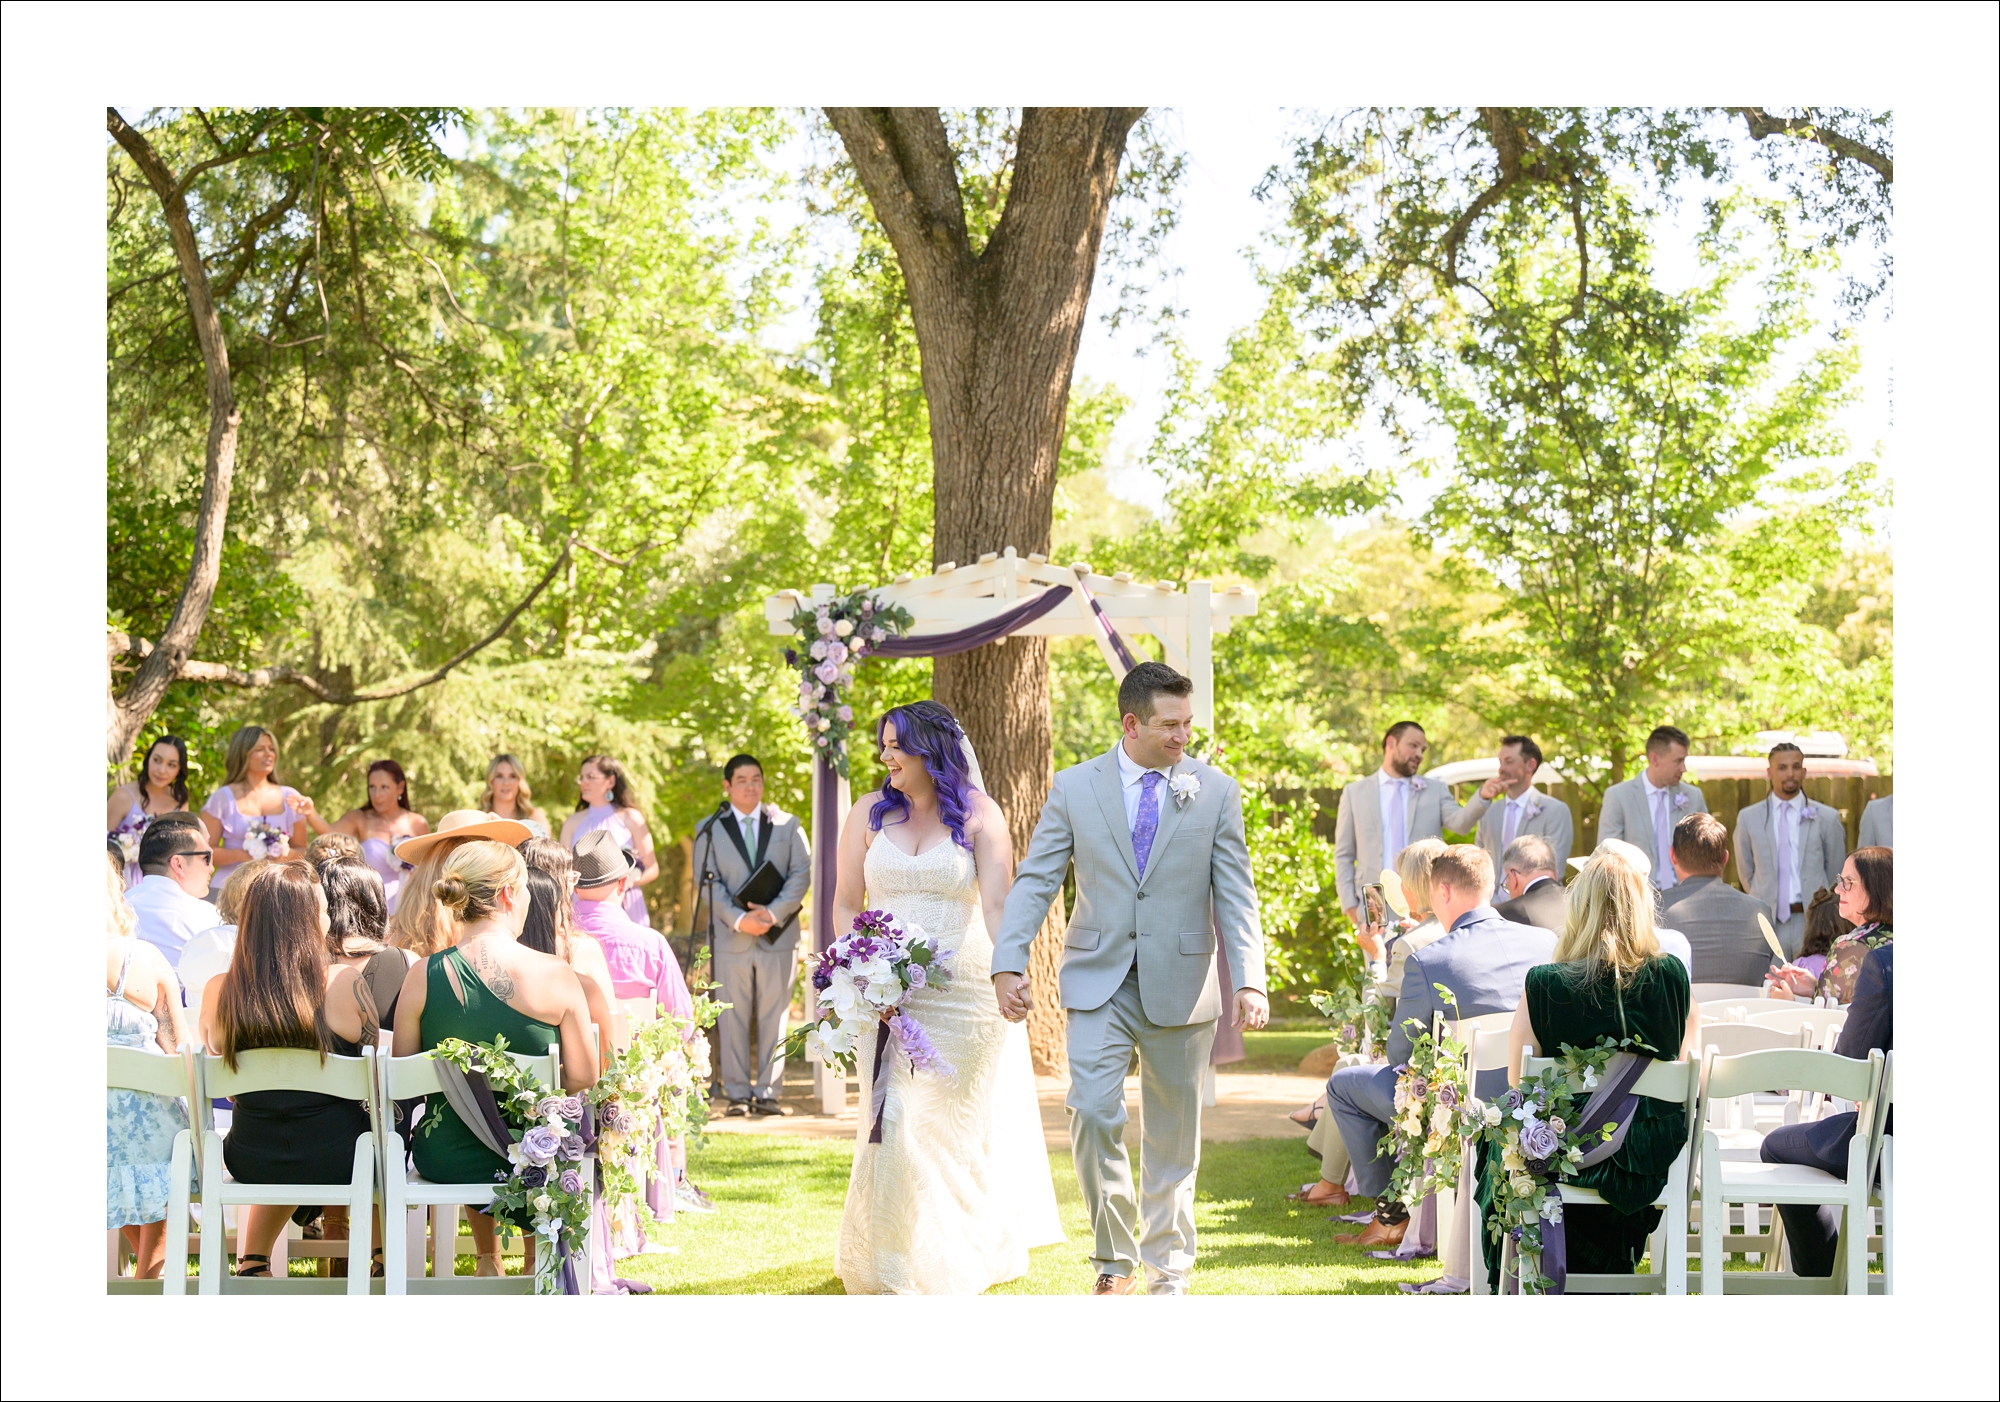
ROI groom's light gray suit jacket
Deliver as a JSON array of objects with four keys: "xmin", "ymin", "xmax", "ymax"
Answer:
[{"xmin": 994, "ymin": 746, "xmax": 1266, "ymax": 1027}]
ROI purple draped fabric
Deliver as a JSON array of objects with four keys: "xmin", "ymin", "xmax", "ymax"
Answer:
[{"xmin": 870, "ymin": 585, "xmax": 1073, "ymax": 659}]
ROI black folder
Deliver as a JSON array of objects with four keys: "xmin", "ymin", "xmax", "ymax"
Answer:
[{"xmin": 735, "ymin": 859, "xmax": 786, "ymax": 911}]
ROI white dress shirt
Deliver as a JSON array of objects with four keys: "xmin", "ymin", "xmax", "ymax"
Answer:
[
  {"xmin": 1771, "ymin": 792, "xmax": 1807, "ymax": 909},
  {"xmin": 175, "ymin": 923, "xmax": 238, "ymax": 1010},
  {"xmin": 127, "ymin": 873, "xmax": 223, "ymax": 969},
  {"xmin": 1115, "ymin": 741, "xmax": 1173, "ymax": 829},
  {"xmin": 1376, "ymin": 767, "xmax": 1413, "ymax": 863}
]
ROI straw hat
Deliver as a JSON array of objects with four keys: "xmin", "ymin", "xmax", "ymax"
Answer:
[
  {"xmin": 1380, "ymin": 868, "xmax": 1411, "ymax": 920},
  {"xmin": 393, "ymin": 810, "xmax": 533, "ymax": 866},
  {"xmin": 572, "ymin": 828, "xmax": 639, "ymax": 889}
]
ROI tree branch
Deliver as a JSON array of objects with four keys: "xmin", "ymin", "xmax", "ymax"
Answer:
[
  {"xmin": 1736, "ymin": 107, "xmax": 1893, "ymax": 184},
  {"xmin": 822, "ymin": 108, "xmax": 973, "ymax": 286},
  {"xmin": 107, "ymin": 538, "xmax": 579, "ymax": 706}
]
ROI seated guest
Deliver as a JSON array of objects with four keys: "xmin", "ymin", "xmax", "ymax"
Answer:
[
  {"xmin": 306, "ymin": 830, "xmax": 363, "ymax": 869},
  {"xmin": 393, "ymin": 839, "xmax": 597, "ymax": 1277},
  {"xmin": 571, "ymin": 830, "xmax": 693, "ymax": 1020},
  {"xmin": 1325, "ymin": 845, "xmax": 1556, "ymax": 1248},
  {"xmin": 107, "ymin": 858, "xmax": 188, "ymax": 1280},
  {"xmin": 1767, "ymin": 847, "xmax": 1891, "ymax": 1004},
  {"xmin": 520, "ymin": 865, "xmax": 617, "ymax": 1056},
  {"xmin": 199, "ymin": 863, "xmax": 374, "ymax": 1278},
  {"xmin": 1759, "ymin": 936, "xmax": 1892, "ymax": 1275},
  {"xmin": 1378, "ymin": 839, "xmax": 1452, "ymax": 1026},
  {"xmin": 128, "ymin": 813, "xmax": 222, "ymax": 968},
  {"xmin": 176, "ymin": 859, "xmax": 275, "ymax": 1012},
  {"xmin": 387, "ymin": 810, "xmax": 532, "ymax": 956},
  {"xmin": 1784, "ymin": 887, "xmax": 1853, "ymax": 988},
  {"xmin": 520, "ymin": 836, "xmax": 622, "ymax": 1033},
  {"xmin": 1494, "ymin": 834, "xmax": 1567, "ymax": 931},
  {"xmin": 1488, "ymin": 843, "xmax": 1700, "ymax": 1285},
  {"xmin": 1658, "ymin": 812, "xmax": 1778, "ymax": 985}
]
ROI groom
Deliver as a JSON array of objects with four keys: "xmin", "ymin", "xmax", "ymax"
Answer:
[{"xmin": 993, "ymin": 660, "xmax": 1268, "ymax": 1295}]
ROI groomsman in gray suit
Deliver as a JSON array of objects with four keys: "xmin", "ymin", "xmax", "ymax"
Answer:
[
  {"xmin": 1446, "ymin": 735, "xmax": 1575, "ymax": 870},
  {"xmin": 1333, "ymin": 721, "xmax": 1469, "ymax": 961},
  {"xmin": 1596, "ymin": 725, "xmax": 1708, "ymax": 892},
  {"xmin": 1732, "ymin": 743, "xmax": 1846, "ymax": 960},
  {"xmin": 703, "ymin": 753, "xmax": 812, "ymax": 1117},
  {"xmin": 1858, "ymin": 793, "xmax": 1893, "ymax": 849}
]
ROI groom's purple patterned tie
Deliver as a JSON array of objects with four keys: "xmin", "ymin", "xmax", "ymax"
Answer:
[{"xmin": 1133, "ymin": 771, "xmax": 1163, "ymax": 879}]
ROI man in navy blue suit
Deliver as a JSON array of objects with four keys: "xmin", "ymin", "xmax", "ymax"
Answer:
[
  {"xmin": 1324, "ymin": 844, "xmax": 1556, "ymax": 1248},
  {"xmin": 1758, "ymin": 943, "xmax": 1893, "ymax": 1275}
]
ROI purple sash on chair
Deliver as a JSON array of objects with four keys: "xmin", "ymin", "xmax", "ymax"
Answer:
[{"xmin": 1505, "ymin": 1051, "xmax": 1653, "ymax": 1295}]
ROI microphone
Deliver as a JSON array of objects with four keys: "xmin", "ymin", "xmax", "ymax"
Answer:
[{"xmin": 695, "ymin": 798, "xmax": 730, "ymax": 837}]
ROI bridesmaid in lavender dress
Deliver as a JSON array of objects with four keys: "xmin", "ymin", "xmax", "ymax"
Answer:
[
  {"xmin": 199, "ymin": 726, "xmax": 333, "ymax": 899},
  {"xmin": 332, "ymin": 759, "xmax": 431, "ymax": 915},
  {"xmin": 479, "ymin": 753, "xmax": 552, "ymax": 838},
  {"xmin": 106, "ymin": 735, "xmax": 192, "ymax": 889},
  {"xmin": 558, "ymin": 754, "xmax": 661, "ymax": 927}
]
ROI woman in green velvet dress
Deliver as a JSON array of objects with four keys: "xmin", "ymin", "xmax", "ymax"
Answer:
[
  {"xmin": 1486, "ymin": 839, "xmax": 1700, "ymax": 1283},
  {"xmin": 393, "ymin": 837, "xmax": 597, "ymax": 1277}
]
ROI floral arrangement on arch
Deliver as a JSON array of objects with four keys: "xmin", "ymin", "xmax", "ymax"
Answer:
[
  {"xmin": 591, "ymin": 993, "xmax": 726, "ymax": 1238},
  {"xmin": 1470, "ymin": 1034, "xmax": 1640, "ymax": 1295},
  {"xmin": 1374, "ymin": 985, "xmax": 1472, "ymax": 1209},
  {"xmin": 426, "ymin": 1034, "xmax": 594, "ymax": 1295},
  {"xmin": 783, "ymin": 590, "xmax": 912, "ymax": 778}
]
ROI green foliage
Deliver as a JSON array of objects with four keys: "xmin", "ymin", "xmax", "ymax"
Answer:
[{"xmin": 1240, "ymin": 790, "xmax": 1359, "ymax": 1002}]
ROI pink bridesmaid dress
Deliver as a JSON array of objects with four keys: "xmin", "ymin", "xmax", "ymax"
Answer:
[{"xmin": 200, "ymin": 785, "xmax": 305, "ymax": 896}]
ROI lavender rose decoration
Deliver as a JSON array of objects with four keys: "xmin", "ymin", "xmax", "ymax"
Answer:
[
  {"xmin": 558, "ymin": 1168, "xmax": 584, "ymax": 1195},
  {"xmin": 557, "ymin": 1133, "xmax": 587, "ymax": 1162},
  {"xmin": 519, "ymin": 1125, "xmax": 562, "ymax": 1166},
  {"xmin": 557, "ymin": 1095, "xmax": 587, "ymax": 1123},
  {"xmin": 1520, "ymin": 1118, "xmax": 1562, "ymax": 1161}
]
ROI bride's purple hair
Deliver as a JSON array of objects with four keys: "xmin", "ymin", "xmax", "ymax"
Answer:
[{"xmin": 870, "ymin": 700, "xmax": 978, "ymax": 850}]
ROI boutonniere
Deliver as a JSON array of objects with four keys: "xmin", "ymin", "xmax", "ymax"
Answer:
[
  {"xmin": 762, "ymin": 803, "xmax": 790, "ymax": 825},
  {"xmin": 1798, "ymin": 804, "xmax": 1816, "ymax": 823},
  {"xmin": 1522, "ymin": 797, "xmax": 1543, "ymax": 820},
  {"xmin": 1671, "ymin": 791, "xmax": 1690, "ymax": 811},
  {"xmin": 1409, "ymin": 776, "xmax": 1426, "ymax": 793},
  {"xmin": 1168, "ymin": 772, "xmax": 1202, "ymax": 811}
]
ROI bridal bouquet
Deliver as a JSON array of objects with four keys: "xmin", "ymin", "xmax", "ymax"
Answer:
[
  {"xmin": 784, "ymin": 909, "xmax": 954, "ymax": 1080},
  {"xmin": 112, "ymin": 815, "xmax": 150, "ymax": 866},
  {"xmin": 243, "ymin": 820, "xmax": 287, "ymax": 860}
]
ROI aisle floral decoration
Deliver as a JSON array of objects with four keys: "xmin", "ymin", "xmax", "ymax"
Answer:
[
  {"xmin": 1469, "ymin": 1034, "xmax": 1642, "ymax": 1295},
  {"xmin": 426, "ymin": 1034, "xmax": 592, "ymax": 1295},
  {"xmin": 783, "ymin": 589, "xmax": 913, "ymax": 777},
  {"xmin": 784, "ymin": 909, "xmax": 954, "ymax": 1079},
  {"xmin": 1308, "ymin": 984, "xmax": 1392, "ymax": 1059},
  {"xmin": 1373, "ymin": 985, "xmax": 1472, "ymax": 1207},
  {"xmin": 590, "ymin": 993, "xmax": 726, "ymax": 1238}
]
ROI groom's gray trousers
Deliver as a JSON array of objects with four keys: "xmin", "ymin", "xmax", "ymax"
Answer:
[{"xmin": 1068, "ymin": 965, "xmax": 1216, "ymax": 1294}]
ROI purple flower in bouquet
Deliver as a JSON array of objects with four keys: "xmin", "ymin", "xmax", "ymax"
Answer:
[
  {"xmin": 1410, "ymin": 1076, "xmax": 1430, "ymax": 1100},
  {"xmin": 521, "ymin": 1166, "xmax": 548, "ymax": 1189},
  {"xmin": 815, "ymin": 661, "xmax": 840, "ymax": 685},
  {"xmin": 906, "ymin": 962, "xmax": 927, "ymax": 990},
  {"xmin": 558, "ymin": 1132, "xmax": 587, "ymax": 1162},
  {"xmin": 1340, "ymin": 1023, "xmax": 1357, "ymax": 1041},
  {"xmin": 784, "ymin": 648, "xmax": 799, "ymax": 667},
  {"xmin": 861, "ymin": 599, "xmax": 874, "ymax": 617},
  {"xmin": 1500, "ymin": 1087, "xmax": 1524, "ymax": 1111},
  {"xmin": 558, "ymin": 1095, "xmax": 586, "ymax": 1123},
  {"xmin": 519, "ymin": 1126, "xmax": 561, "ymax": 1166},
  {"xmin": 816, "ymin": 613, "xmax": 834, "ymax": 637},
  {"xmin": 1520, "ymin": 1118, "xmax": 1561, "ymax": 1161},
  {"xmin": 811, "ymin": 964, "xmax": 833, "ymax": 992},
  {"xmin": 827, "ymin": 641, "xmax": 849, "ymax": 665},
  {"xmin": 1525, "ymin": 1158, "xmax": 1551, "ymax": 1177},
  {"xmin": 837, "ymin": 705, "xmax": 853, "ymax": 722},
  {"xmin": 558, "ymin": 1169, "xmax": 584, "ymax": 1195},
  {"xmin": 1438, "ymin": 1084, "xmax": 1459, "ymax": 1109},
  {"xmin": 892, "ymin": 1012, "xmax": 954, "ymax": 1079},
  {"xmin": 809, "ymin": 639, "xmax": 829, "ymax": 661},
  {"xmin": 534, "ymin": 1095, "xmax": 566, "ymax": 1121}
]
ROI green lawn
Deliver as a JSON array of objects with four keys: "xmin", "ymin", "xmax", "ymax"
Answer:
[
  {"xmin": 1235, "ymin": 1028, "xmax": 1333, "ymax": 1074},
  {"xmin": 612, "ymin": 1132, "xmax": 1438, "ymax": 1295}
]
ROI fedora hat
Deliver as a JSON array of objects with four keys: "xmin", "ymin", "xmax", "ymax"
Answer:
[
  {"xmin": 394, "ymin": 810, "xmax": 533, "ymax": 866},
  {"xmin": 572, "ymin": 828, "xmax": 639, "ymax": 889}
]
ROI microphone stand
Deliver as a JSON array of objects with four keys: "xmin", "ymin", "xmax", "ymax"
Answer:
[{"xmin": 690, "ymin": 800, "xmax": 728, "ymax": 1096}]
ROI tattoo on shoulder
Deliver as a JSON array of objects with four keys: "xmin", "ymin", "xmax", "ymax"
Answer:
[{"xmin": 485, "ymin": 961, "xmax": 516, "ymax": 999}]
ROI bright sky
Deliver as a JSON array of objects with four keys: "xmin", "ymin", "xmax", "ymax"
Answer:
[{"xmin": 755, "ymin": 108, "xmax": 1892, "ymax": 524}]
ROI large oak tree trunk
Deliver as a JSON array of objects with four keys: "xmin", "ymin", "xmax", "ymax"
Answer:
[
  {"xmin": 825, "ymin": 107, "xmax": 1142, "ymax": 1073},
  {"xmin": 106, "ymin": 109, "xmax": 239, "ymax": 766}
]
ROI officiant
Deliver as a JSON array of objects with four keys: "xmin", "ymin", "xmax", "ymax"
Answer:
[{"xmin": 701, "ymin": 753, "xmax": 812, "ymax": 1117}]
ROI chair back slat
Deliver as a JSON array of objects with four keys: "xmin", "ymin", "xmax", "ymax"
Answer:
[
  {"xmin": 1468, "ymin": 1027, "xmax": 1512, "ymax": 1075},
  {"xmin": 1743, "ymin": 1005, "xmax": 1848, "ymax": 1040},
  {"xmin": 382, "ymin": 1048, "xmax": 562, "ymax": 1100},
  {"xmin": 1700, "ymin": 997, "xmax": 1799, "ymax": 1021},
  {"xmin": 1698, "ymin": 1023, "xmax": 1799, "ymax": 1058},
  {"xmin": 108, "ymin": 1046, "xmax": 192, "ymax": 1099},
  {"xmin": 1702, "ymin": 1046, "xmax": 1882, "ymax": 1103},
  {"xmin": 1691, "ymin": 982, "xmax": 1767, "ymax": 1002},
  {"xmin": 201, "ymin": 1047, "xmax": 372, "ymax": 1100},
  {"xmin": 1521, "ymin": 1053, "xmax": 1694, "ymax": 1102},
  {"xmin": 1864, "ymin": 1051, "xmax": 1894, "ymax": 1185},
  {"xmin": 1449, "ymin": 1010, "xmax": 1515, "ymax": 1039}
]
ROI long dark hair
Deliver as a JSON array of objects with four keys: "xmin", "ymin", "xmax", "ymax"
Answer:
[
  {"xmin": 136, "ymin": 734, "xmax": 191, "ymax": 813},
  {"xmin": 215, "ymin": 863, "xmax": 333, "ymax": 1069},
  {"xmin": 1799, "ymin": 886, "xmax": 1853, "ymax": 962},
  {"xmin": 320, "ymin": 857, "xmax": 388, "ymax": 955},
  {"xmin": 366, "ymin": 758, "xmax": 412, "ymax": 811},
  {"xmin": 870, "ymin": 700, "xmax": 977, "ymax": 851},
  {"xmin": 519, "ymin": 866, "xmax": 567, "ymax": 957},
  {"xmin": 575, "ymin": 754, "xmax": 634, "ymax": 812}
]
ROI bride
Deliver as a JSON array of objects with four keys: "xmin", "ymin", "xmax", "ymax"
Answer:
[{"xmin": 832, "ymin": 699, "xmax": 1064, "ymax": 1294}]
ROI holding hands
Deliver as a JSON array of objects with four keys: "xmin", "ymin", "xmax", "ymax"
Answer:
[{"xmin": 992, "ymin": 971, "xmax": 1033, "ymax": 1023}]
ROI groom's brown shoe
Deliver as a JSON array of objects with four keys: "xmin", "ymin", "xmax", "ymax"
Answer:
[
  {"xmin": 1091, "ymin": 1271, "xmax": 1141, "ymax": 1295},
  {"xmin": 1333, "ymin": 1217, "xmax": 1407, "ymax": 1249}
]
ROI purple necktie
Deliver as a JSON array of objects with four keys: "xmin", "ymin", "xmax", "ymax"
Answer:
[
  {"xmin": 1652, "ymin": 788, "xmax": 1676, "ymax": 889},
  {"xmin": 1774, "ymin": 800, "xmax": 1794, "ymax": 916},
  {"xmin": 1502, "ymin": 798, "xmax": 1522, "ymax": 849},
  {"xmin": 1133, "ymin": 771, "xmax": 1163, "ymax": 879}
]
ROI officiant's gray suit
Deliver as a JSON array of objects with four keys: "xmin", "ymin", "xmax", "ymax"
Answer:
[
  {"xmin": 703, "ymin": 805, "xmax": 811, "ymax": 1103},
  {"xmin": 995, "ymin": 744, "xmax": 1265, "ymax": 1294}
]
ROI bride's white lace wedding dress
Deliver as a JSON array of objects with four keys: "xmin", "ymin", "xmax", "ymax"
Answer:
[{"xmin": 836, "ymin": 835, "xmax": 1065, "ymax": 1294}]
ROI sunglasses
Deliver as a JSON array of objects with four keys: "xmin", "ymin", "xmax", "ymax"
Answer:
[{"xmin": 179, "ymin": 849, "xmax": 215, "ymax": 866}]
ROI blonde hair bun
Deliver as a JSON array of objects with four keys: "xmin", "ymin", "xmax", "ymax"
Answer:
[{"xmin": 433, "ymin": 873, "xmax": 472, "ymax": 912}]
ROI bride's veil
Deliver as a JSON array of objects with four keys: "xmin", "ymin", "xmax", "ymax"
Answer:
[{"xmin": 957, "ymin": 729, "xmax": 987, "ymax": 795}]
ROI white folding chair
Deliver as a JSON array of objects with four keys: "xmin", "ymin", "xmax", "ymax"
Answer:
[
  {"xmin": 1745, "ymin": 1004, "xmax": 1848, "ymax": 1043},
  {"xmin": 1690, "ymin": 1022, "xmax": 1809, "ymax": 1268},
  {"xmin": 1858, "ymin": 1051, "xmax": 1893, "ymax": 1295},
  {"xmin": 377, "ymin": 1046, "xmax": 597, "ymax": 1294},
  {"xmin": 1700, "ymin": 997, "xmax": 1798, "ymax": 1024},
  {"xmin": 1691, "ymin": 982, "xmax": 1768, "ymax": 1003},
  {"xmin": 194, "ymin": 1048, "xmax": 378, "ymax": 1295},
  {"xmin": 1495, "ymin": 1054, "xmax": 1698, "ymax": 1294},
  {"xmin": 1460, "ymin": 1026, "xmax": 1514, "ymax": 1295},
  {"xmin": 616, "ymin": 995, "xmax": 660, "ymax": 1054},
  {"xmin": 1697, "ymin": 1046, "xmax": 1885, "ymax": 1295},
  {"xmin": 107, "ymin": 1045, "xmax": 199, "ymax": 1295}
]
